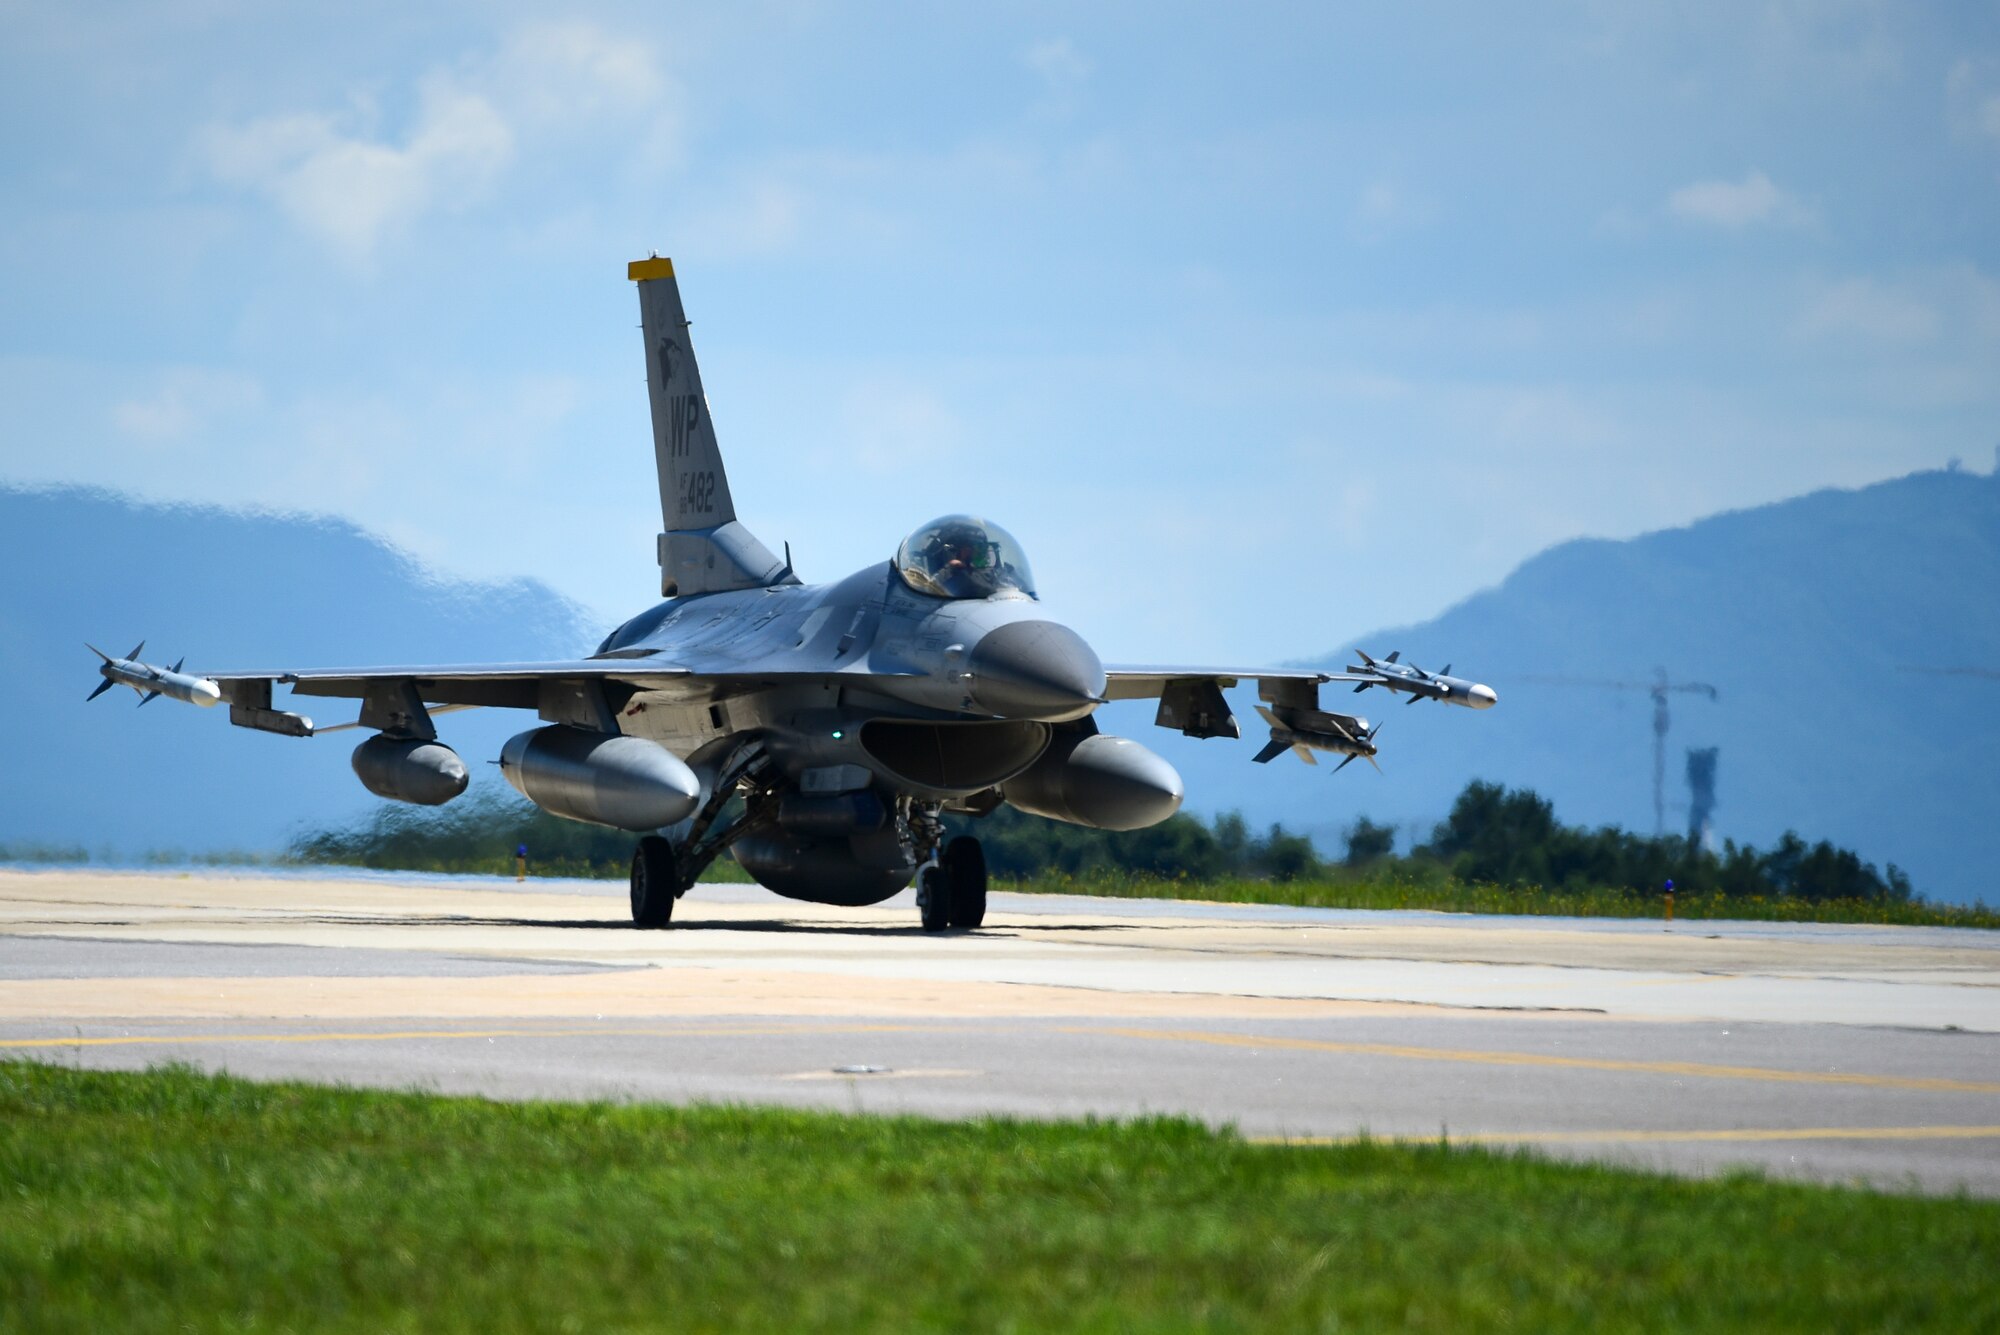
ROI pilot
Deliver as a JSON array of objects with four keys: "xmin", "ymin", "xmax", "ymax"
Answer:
[{"xmin": 925, "ymin": 524, "xmax": 991, "ymax": 584}]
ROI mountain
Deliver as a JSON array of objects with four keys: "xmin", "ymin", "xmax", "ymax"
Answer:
[
  {"xmin": 0, "ymin": 487, "xmax": 599, "ymax": 857},
  {"xmin": 1114, "ymin": 466, "xmax": 2000, "ymax": 905}
]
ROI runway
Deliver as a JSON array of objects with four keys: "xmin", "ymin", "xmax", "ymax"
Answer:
[{"xmin": 3, "ymin": 867, "xmax": 1997, "ymax": 1195}]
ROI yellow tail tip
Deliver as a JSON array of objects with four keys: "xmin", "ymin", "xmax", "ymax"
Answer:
[{"xmin": 628, "ymin": 257, "xmax": 676, "ymax": 281}]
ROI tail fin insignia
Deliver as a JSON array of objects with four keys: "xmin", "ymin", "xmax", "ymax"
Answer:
[{"xmin": 629, "ymin": 257, "xmax": 792, "ymax": 597}]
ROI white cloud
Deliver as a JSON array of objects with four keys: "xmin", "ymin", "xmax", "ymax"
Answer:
[
  {"xmin": 1025, "ymin": 37, "xmax": 1090, "ymax": 91},
  {"xmin": 834, "ymin": 377, "xmax": 967, "ymax": 476},
  {"xmin": 1024, "ymin": 37, "xmax": 1090, "ymax": 117},
  {"xmin": 1794, "ymin": 277, "xmax": 1939, "ymax": 343},
  {"xmin": 1352, "ymin": 181, "xmax": 1435, "ymax": 240},
  {"xmin": 201, "ymin": 23, "xmax": 669, "ymax": 263},
  {"xmin": 1946, "ymin": 59, "xmax": 2000, "ymax": 145},
  {"xmin": 205, "ymin": 81, "xmax": 513, "ymax": 263},
  {"xmin": 672, "ymin": 176, "xmax": 809, "ymax": 259},
  {"xmin": 487, "ymin": 23, "xmax": 666, "ymax": 127},
  {"xmin": 110, "ymin": 369, "xmax": 264, "ymax": 444},
  {"xmin": 1667, "ymin": 170, "xmax": 1809, "ymax": 227}
]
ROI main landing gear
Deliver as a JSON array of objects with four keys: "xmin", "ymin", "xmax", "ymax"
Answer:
[
  {"xmin": 917, "ymin": 835, "xmax": 988, "ymax": 933},
  {"xmin": 631, "ymin": 835, "xmax": 679, "ymax": 927},
  {"xmin": 628, "ymin": 742, "xmax": 777, "ymax": 929}
]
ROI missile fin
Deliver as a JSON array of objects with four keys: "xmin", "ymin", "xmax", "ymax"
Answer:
[
  {"xmin": 1252, "ymin": 739, "xmax": 1290, "ymax": 765},
  {"xmin": 1406, "ymin": 693, "xmax": 1422, "ymax": 705},
  {"xmin": 86, "ymin": 678, "xmax": 114, "ymax": 701},
  {"xmin": 1385, "ymin": 650, "xmax": 1400, "ymax": 663},
  {"xmin": 127, "ymin": 641, "xmax": 145, "ymax": 662},
  {"xmin": 138, "ymin": 690, "xmax": 160, "ymax": 707},
  {"xmin": 1331, "ymin": 753, "xmax": 1357, "ymax": 774}
]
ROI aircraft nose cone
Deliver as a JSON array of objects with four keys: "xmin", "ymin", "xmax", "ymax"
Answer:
[
  {"xmin": 967, "ymin": 620, "xmax": 1106, "ymax": 721},
  {"xmin": 1468, "ymin": 683, "xmax": 1498, "ymax": 709}
]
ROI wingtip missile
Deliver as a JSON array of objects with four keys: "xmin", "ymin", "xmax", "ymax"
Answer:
[
  {"xmin": 87, "ymin": 643, "xmax": 222, "ymax": 708},
  {"xmin": 1344, "ymin": 648, "xmax": 1497, "ymax": 709}
]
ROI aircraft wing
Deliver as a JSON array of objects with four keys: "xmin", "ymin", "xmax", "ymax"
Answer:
[
  {"xmin": 196, "ymin": 652, "xmax": 931, "ymax": 738},
  {"xmin": 204, "ymin": 659, "xmax": 685, "ymax": 704},
  {"xmin": 1104, "ymin": 664, "xmax": 1386, "ymax": 764},
  {"xmin": 1103, "ymin": 665, "xmax": 1369, "ymax": 701}
]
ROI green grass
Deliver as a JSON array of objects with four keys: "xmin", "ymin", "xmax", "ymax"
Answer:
[
  {"xmin": 1001, "ymin": 869, "xmax": 2000, "ymax": 929},
  {"xmin": 3, "ymin": 1062, "xmax": 1996, "ymax": 1332}
]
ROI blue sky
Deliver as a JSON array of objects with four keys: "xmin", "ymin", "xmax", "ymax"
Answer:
[{"xmin": 4, "ymin": 2, "xmax": 1998, "ymax": 663}]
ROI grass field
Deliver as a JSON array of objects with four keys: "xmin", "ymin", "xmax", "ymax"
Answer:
[
  {"xmin": 1001, "ymin": 870, "xmax": 2000, "ymax": 929},
  {"xmin": 4, "ymin": 1062, "xmax": 1996, "ymax": 1332}
]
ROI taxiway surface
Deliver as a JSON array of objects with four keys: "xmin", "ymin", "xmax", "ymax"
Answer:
[{"xmin": 2, "ymin": 868, "xmax": 1996, "ymax": 1194}]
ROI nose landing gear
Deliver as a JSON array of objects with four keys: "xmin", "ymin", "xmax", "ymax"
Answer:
[{"xmin": 918, "ymin": 834, "xmax": 988, "ymax": 932}]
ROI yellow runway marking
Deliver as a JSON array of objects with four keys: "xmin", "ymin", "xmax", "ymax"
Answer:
[
  {"xmin": 1258, "ymin": 1125, "xmax": 2000, "ymax": 1146},
  {"xmin": 0, "ymin": 1024, "xmax": 923, "ymax": 1050},
  {"xmin": 1075, "ymin": 1026, "xmax": 2000, "ymax": 1094},
  {"xmin": 9, "ymin": 1023, "xmax": 1996, "ymax": 1099},
  {"xmin": 779, "ymin": 1068, "xmax": 981, "ymax": 1082}
]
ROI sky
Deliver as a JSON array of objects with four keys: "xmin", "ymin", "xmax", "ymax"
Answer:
[{"xmin": 4, "ymin": 1, "xmax": 1998, "ymax": 664}]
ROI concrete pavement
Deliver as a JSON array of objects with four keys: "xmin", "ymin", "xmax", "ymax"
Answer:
[{"xmin": 2, "ymin": 867, "xmax": 1995, "ymax": 1194}]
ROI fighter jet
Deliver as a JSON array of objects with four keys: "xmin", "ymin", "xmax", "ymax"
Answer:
[
  {"xmin": 94, "ymin": 257, "xmax": 1494, "ymax": 931},
  {"xmin": 1343, "ymin": 649, "xmax": 1497, "ymax": 709}
]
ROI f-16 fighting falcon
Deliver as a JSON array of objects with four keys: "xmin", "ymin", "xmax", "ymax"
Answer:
[{"xmin": 91, "ymin": 258, "xmax": 1495, "ymax": 931}]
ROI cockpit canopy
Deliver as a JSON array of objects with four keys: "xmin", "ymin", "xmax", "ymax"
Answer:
[{"xmin": 895, "ymin": 515, "xmax": 1037, "ymax": 600}]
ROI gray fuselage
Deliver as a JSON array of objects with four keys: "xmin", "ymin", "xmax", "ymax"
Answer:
[{"xmin": 595, "ymin": 559, "xmax": 1105, "ymax": 797}]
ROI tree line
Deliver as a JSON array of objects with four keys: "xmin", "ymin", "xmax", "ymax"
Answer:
[
  {"xmin": 1413, "ymin": 781, "xmax": 1912, "ymax": 904},
  {"xmin": 293, "ymin": 777, "xmax": 1916, "ymax": 904},
  {"xmin": 951, "ymin": 779, "xmax": 1914, "ymax": 904}
]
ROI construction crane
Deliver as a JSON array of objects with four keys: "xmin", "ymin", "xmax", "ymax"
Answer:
[{"xmin": 1519, "ymin": 668, "xmax": 1720, "ymax": 835}]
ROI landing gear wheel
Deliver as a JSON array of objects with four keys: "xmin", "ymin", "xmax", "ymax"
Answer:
[
  {"xmin": 630, "ymin": 835, "xmax": 678, "ymax": 928},
  {"xmin": 942, "ymin": 836, "xmax": 987, "ymax": 929},
  {"xmin": 917, "ymin": 862, "xmax": 951, "ymax": 933}
]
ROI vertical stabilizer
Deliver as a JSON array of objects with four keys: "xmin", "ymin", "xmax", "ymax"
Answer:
[{"xmin": 629, "ymin": 257, "xmax": 790, "ymax": 597}]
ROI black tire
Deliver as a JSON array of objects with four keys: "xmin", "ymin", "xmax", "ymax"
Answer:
[
  {"xmin": 942, "ymin": 835, "xmax": 987, "ymax": 930},
  {"xmin": 630, "ymin": 835, "xmax": 678, "ymax": 928},
  {"xmin": 917, "ymin": 863, "xmax": 950, "ymax": 932}
]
